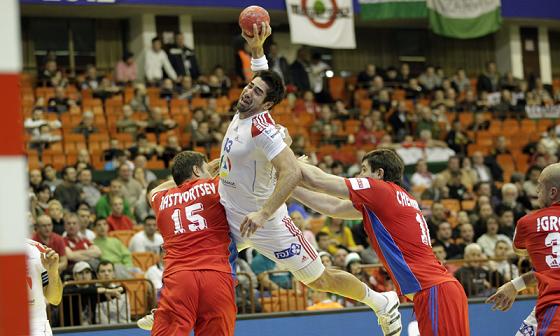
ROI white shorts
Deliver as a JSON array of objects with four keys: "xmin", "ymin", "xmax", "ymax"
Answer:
[
  {"xmin": 226, "ymin": 206, "xmax": 324, "ymax": 284},
  {"xmin": 516, "ymin": 307, "xmax": 537, "ymax": 336},
  {"xmin": 30, "ymin": 320, "xmax": 52, "ymax": 336}
]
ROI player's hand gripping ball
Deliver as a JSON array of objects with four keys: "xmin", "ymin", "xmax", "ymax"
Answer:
[{"xmin": 239, "ymin": 6, "xmax": 270, "ymax": 37}]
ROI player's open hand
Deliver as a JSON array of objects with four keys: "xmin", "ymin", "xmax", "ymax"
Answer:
[
  {"xmin": 240, "ymin": 211, "xmax": 268, "ymax": 237},
  {"xmin": 208, "ymin": 158, "xmax": 220, "ymax": 178},
  {"xmin": 485, "ymin": 281, "xmax": 518, "ymax": 311},
  {"xmin": 40, "ymin": 247, "xmax": 60, "ymax": 273},
  {"xmin": 242, "ymin": 22, "xmax": 272, "ymax": 50}
]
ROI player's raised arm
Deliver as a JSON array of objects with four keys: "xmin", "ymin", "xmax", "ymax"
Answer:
[
  {"xmin": 243, "ymin": 22, "xmax": 271, "ymax": 68},
  {"xmin": 41, "ymin": 247, "xmax": 63, "ymax": 305},
  {"xmin": 299, "ymin": 161, "xmax": 351, "ymax": 200},
  {"xmin": 292, "ymin": 187, "xmax": 362, "ymax": 220}
]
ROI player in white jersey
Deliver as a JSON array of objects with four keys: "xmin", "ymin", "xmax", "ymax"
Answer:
[
  {"xmin": 217, "ymin": 23, "xmax": 402, "ymax": 335},
  {"xmin": 26, "ymin": 239, "xmax": 62, "ymax": 336},
  {"xmin": 486, "ymin": 271, "xmax": 537, "ymax": 335}
]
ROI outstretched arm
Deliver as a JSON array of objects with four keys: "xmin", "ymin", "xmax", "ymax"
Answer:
[
  {"xmin": 485, "ymin": 271, "xmax": 536, "ymax": 311},
  {"xmin": 299, "ymin": 162, "xmax": 351, "ymax": 200},
  {"xmin": 292, "ymin": 187, "xmax": 362, "ymax": 220}
]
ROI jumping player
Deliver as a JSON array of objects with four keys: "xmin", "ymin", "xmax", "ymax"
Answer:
[
  {"xmin": 218, "ymin": 23, "xmax": 402, "ymax": 335},
  {"xmin": 26, "ymin": 239, "xmax": 62, "ymax": 336},
  {"xmin": 510, "ymin": 163, "xmax": 560, "ymax": 335},
  {"xmin": 149, "ymin": 151, "xmax": 236, "ymax": 336},
  {"xmin": 291, "ymin": 149, "xmax": 470, "ymax": 335}
]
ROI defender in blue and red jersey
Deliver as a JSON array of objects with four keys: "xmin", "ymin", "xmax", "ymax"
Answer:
[{"xmin": 293, "ymin": 148, "xmax": 470, "ymax": 335}]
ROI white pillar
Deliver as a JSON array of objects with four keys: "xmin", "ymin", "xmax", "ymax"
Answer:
[
  {"xmin": 179, "ymin": 15, "xmax": 195, "ymax": 49},
  {"xmin": 495, "ymin": 25, "xmax": 523, "ymax": 79},
  {"xmin": 129, "ymin": 14, "xmax": 156, "ymax": 82},
  {"xmin": 538, "ymin": 26, "xmax": 552, "ymax": 84}
]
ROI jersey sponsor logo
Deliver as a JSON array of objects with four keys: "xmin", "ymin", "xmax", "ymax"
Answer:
[
  {"xmin": 274, "ymin": 243, "xmax": 302, "ymax": 259},
  {"xmin": 349, "ymin": 178, "xmax": 370, "ymax": 190},
  {"xmin": 219, "ymin": 155, "xmax": 232, "ymax": 178},
  {"xmin": 518, "ymin": 322, "xmax": 535, "ymax": 336}
]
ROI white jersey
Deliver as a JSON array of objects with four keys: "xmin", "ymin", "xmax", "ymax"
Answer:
[
  {"xmin": 26, "ymin": 239, "xmax": 49, "ymax": 326},
  {"xmin": 218, "ymin": 111, "xmax": 287, "ymax": 218}
]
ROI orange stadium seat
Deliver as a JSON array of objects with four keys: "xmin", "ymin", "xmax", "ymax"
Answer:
[
  {"xmin": 328, "ymin": 76, "xmax": 345, "ymax": 101},
  {"xmin": 122, "ymin": 280, "xmax": 151, "ymax": 318},
  {"xmin": 108, "ymin": 230, "xmax": 135, "ymax": 247},
  {"xmin": 441, "ymin": 199, "xmax": 461, "ymax": 213},
  {"xmin": 132, "ymin": 252, "xmax": 158, "ymax": 272},
  {"xmin": 461, "ymin": 200, "xmax": 476, "ymax": 211}
]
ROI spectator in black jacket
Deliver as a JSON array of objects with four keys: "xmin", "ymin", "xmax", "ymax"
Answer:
[
  {"xmin": 167, "ymin": 32, "xmax": 200, "ymax": 80},
  {"xmin": 268, "ymin": 42, "xmax": 290, "ymax": 84},
  {"xmin": 477, "ymin": 61, "xmax": 499, "ymax": 93},
  {"xmin": 53, "ymin": 166, "xmax": 82, "ymax": 212},
  {"xmin": 290, "ymin": 47, "xmax": 311, "ymax": 92}
]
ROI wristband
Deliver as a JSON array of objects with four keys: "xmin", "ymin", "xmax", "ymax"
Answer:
[
  {"xmin": 251, "ymin": 55, "xmax": 268, "ymax": 71},
  {"xmin": 511, "ymin": 276, "xmax": 526, "ymax": 292}
]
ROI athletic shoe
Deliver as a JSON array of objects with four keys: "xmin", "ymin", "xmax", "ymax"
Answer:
[
  {"xmin": 377, "ymin": 291, "xmax": 402, "ymax": 336},
  {"xmin": 137, "ymin": 309, "xmax": 156, "ymax": 330}
]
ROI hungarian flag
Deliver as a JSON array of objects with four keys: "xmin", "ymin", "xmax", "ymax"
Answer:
[{"xmin": 427, "ymin": 0, "xmax": 502, "ymax": 39}]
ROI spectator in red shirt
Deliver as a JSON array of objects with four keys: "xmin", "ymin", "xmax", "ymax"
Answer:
[
  {"xmin": 107, "ymin": 196, "xmax": 134, "ymax": 231},
  {"xmin": 33, "ymin": 214, "xmax": 68, "ymax": 273},
  {"xmin": 63, "ymin": 213, "xmax": 101, "ymax": 271},
  {"xmin": 356, "ymin": 116, "xmax": 385, "ymax": 147}
]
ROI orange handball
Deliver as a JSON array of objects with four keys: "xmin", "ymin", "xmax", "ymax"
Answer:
[{"xmin": 239, "ymin": 5, "xmax": 270, "ymax": 37}]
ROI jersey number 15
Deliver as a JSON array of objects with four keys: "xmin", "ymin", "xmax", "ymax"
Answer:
[{"xmin": 170, "ymin": 203, "xmax": 208, "ymax": 234}]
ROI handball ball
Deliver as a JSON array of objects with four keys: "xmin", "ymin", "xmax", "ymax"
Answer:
[{"xmin": 239, "ymin": 6, "xmax": 270, "ymax": 37}]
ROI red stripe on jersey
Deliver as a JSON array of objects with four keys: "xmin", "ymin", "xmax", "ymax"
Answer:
[
  {"xmin": 283, "ymin": 217, "xmax": 317, "ymax": 259},
  {"xmin": 28, "ymin": 240, "xmax": 47, "ymax": 253},
  {"xmin": 0, "ymin": 74, "xmax": 24, "ymax": 155},
  {"xmin": 0, "ymin": 254, "xmax": 30, "ymax": 335},
  {"xmin": 251, "ymin": 112, "xmax": 275, "ymax": 138}
]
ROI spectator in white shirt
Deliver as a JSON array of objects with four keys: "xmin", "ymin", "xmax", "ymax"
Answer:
[
  {"xmin": 24, "ymin": 107, "xmax": 61, "ymax": 136},
  {"xmin": 476, "ymin": 216, "xmax": 512, "ymax": 258},
  {"xmin": 144, "ymin": 37, "xmax": 177, "ymax": 84},
  {"xmin": 128, "ymin": 216, "xmax": 163, "ymax": 253},
  {"xmin": 411, "ymin": 159, "xmax": 433, "ymax": 189},
  {"xmin": 145, "ymin": 249, "xmax": 163, "ymax": 298}
]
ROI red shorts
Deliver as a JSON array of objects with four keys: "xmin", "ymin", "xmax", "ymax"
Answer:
[
  {"xmin": 537, "ymin": 305, "xmax": 560, "ymax": 336},
  {"xmin": 152, "ymin": 270, "xmax": 237, "ymax": 336},
  {"xmin": 413, "ymin": 280, "xmax": 470, "ymax": 336}
]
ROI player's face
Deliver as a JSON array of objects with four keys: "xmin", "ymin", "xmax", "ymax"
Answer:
[{"xmin": 237, "ymin": 77, "xmax": 270, "ymax": 114}]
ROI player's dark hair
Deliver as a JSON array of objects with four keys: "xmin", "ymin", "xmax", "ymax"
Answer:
[
  {"xmin": 254, "ymin": 70, "xmax": 285, "ymax": 108},
  {"xmin": 171, "ymin": 151, "xmax": 207, "ymax": 186},
  {"xmin": 362, "ymin": 149, "xmax": 404, "ymax": 186}
]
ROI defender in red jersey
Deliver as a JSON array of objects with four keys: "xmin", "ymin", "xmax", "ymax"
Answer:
[
  {"xmin": 513, "ymin": 163, "xmax": 560, "ymax": 336},
  {"xmin": 148, "ymin": 151, "xmax": 236, "ymax": 336},
  {"xmin": 293, "ymin": 149, "xmax": 470, "ymax": 335}
]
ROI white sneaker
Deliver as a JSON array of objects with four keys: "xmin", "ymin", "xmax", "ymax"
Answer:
[
  {"xmin": 137, "ymin": 309, "xmax": 156, "ymax": 330},
  {"xmin": 377, "ymin": 291, "xmax": 402, "ymax": 336}
]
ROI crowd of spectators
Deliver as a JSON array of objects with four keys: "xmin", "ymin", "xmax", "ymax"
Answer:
[{"xmin": 25, "ymin": 33, "xmax": 560, "ymax": 323}]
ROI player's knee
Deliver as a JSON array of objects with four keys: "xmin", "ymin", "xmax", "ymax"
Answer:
[{"xmin": 307, "ymin": 269, "xmax": 331, "ymax": 291}]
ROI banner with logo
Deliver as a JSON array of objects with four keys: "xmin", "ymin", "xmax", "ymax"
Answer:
[
  {"xmin": 285, "ymin": 0, "xmax": 356, "ymax": 49},
  {"xmin": 359, "ymin": 0, "xmax": 427, "ymax": 20},
  {"xmin": 427, "ymin": 0, "xmax": 502, "ymax": 39}
]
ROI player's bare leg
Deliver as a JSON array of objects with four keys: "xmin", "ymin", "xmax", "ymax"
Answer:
[{"xmin": 306, "ymin": 268, "xmax": 401, "ymax": 336}]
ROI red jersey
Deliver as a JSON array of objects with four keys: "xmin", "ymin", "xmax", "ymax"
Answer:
[
  {"xmin": 151, "ymin": 177, "xmax": 235, "ymax": 278},
  {"xmin": 345, "ymin": 177, "xmax": 455, "ymax": 296},
  {"xmin": 63, "ymin": 236, "xmax": 93, "ymax": 251},
  {"xmin": 513, "ymin": 203, "xmax": 560, "ymax": 313},
  {"xmin": 106, "ymin": 214, "xmax": 134, "ymax": 231}
]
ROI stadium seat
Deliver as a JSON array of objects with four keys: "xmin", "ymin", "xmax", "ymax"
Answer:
[
  {"xmin": 328, "ymin": 76, "xmax": 345, "ymax": 101},
  {"xmin": 441, "ymin": 199, "xmax": 461, "ymax": 213},
  {"xmin": 132, "ymin": 252, "xmax": 158, "ymax": 272},
  {"xmin": 108, "ymin": 230, "xmax": 135, "ymax": 247},
  {"xmin": 461, "ymin": 200, "xmax": 475, "ymax": 211},
  {"xmin": 122, "ymin": 280, "xmax": 151, "ymax": 318}
]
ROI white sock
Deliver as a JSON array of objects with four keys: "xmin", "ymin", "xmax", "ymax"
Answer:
[{"xmin": 359, "ymin": 283, "xmax": 388, "ymax": 312}]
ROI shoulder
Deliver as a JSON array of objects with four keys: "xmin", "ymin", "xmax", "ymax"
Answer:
[{"xmin": 251, "ymin": 112, "xmax": 276, "ymax": 138}]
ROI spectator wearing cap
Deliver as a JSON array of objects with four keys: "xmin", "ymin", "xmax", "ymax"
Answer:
[
  {"xmin": 114, "ymin": 52, "xmax": 137, "ymax": 85},
  {"xmin": 106, "ymin": 196, "xmax": 135, "ymax": 232},
  {"xmin": 33, "ymin": 214, "xmax": 68, "ymax": 273},
  {"xmin": 63, "ymin": 213, "xmax": 101, "ymax": 273},
  {"xmin": 62, "ymin": 261, "xmax": 106, "ymax": 326},
  {"xmin": 128, "ymin": 216, "xmax": 162, "ymax": 253}
]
